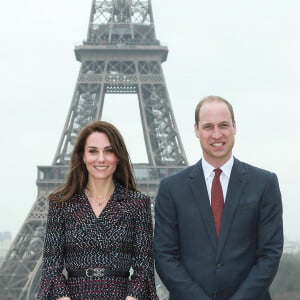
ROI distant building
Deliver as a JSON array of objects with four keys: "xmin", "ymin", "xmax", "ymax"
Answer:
[
  {"xmin": 284, "ymin": 239, "xmax": 300, "ymax": 254},
  {"xmin": 0, "ymin": 232, "xmax": 12, "ymax": 263}
]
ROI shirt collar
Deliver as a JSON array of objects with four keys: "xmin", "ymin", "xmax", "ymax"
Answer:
[{"xmin": 202, "ymin": 156, "xmax": 234, "ymax": 180}]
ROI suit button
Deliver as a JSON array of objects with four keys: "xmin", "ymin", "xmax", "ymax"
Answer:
[{"xmin": 216, "ymin": 263, "xmax": 223, "ymax": 269}]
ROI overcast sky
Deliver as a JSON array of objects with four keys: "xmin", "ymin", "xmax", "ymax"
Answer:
[{"xmin": 0, "ymin": 0, "xmax": 299, "ymax": 242}]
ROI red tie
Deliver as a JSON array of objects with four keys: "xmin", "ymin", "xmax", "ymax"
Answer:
[{"xmin": 211, "ymin": 168, "xmax": 224, "ymax": 238}]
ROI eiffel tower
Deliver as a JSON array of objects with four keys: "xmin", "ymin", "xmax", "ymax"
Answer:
[{"xmin": 0, "ymin": 1, "xmax": 188, "ymax": 299}]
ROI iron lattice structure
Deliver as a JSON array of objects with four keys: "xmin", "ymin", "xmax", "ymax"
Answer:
[{"xmin": 0, "ymin": 1, "xmax": 188, "ymax": 299}]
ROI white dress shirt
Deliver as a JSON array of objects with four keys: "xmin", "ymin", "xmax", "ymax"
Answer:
[{"xmin": 201, "ymin": 156, "xmax": 234, "ymax": 204}]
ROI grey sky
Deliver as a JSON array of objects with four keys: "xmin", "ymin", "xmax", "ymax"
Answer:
[{"xmin": 0, "ymin": 0, "xmax": 299, "ymax": 241}]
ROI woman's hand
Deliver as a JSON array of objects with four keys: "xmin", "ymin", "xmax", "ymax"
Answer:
[{"xmin": 125, "ymin": 297, "xmax": 138, "ymax": 300}]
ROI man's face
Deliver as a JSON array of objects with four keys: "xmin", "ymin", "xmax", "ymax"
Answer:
[{"xmin": 194, "ymin": 101, "xmax": 236, "ymax": 167}]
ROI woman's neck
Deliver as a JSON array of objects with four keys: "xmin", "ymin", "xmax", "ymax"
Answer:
[{"xmin": 86, "ymin": 179, "xmax": 115, "ymax": 199}]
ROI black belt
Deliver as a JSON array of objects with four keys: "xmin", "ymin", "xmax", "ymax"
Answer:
[{"xmin": 68, "ymin": 268, "xmax": 129, "ymax": 278}]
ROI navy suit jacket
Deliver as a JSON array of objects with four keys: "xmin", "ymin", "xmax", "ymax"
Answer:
[{"xmin": 154, "ymin": 158, "xmax": 283, "ymax": 300}]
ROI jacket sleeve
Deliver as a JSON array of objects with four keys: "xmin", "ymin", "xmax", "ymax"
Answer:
[
  {"xmin": 231, "ymin": 172, "xmax": 283, "ymax": 300},
  {"xmin": 37, "ymin": 200, "xmax": 70, "ymax": 299},
  {"xmin": 154, "ymin": 179, "xmax": 211, "ymax": 300},
  {"xmin": 127, "ymin": 194, "xmax": 158, "ymax": 300}
]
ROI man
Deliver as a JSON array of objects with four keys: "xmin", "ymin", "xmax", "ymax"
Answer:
[{"xmin": 154, "ymin": 96, "xmax": 283, "ymax": 300}]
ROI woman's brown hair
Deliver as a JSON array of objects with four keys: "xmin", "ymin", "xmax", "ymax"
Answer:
[{"xmin": 49, "ymin": 121, "xmax": 137, "ymax": 202}]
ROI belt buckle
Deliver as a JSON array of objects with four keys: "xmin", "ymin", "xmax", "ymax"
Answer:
[{"xmin": 86, "ymin": 268, "xmax": 105, "ymax": 277}]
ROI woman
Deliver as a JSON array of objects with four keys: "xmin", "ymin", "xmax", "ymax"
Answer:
[{"xmin": 38, "ymin": 121, "xmax": 158, "ymax": 300}]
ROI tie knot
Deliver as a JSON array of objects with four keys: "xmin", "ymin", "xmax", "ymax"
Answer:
[{"xmin": 214, "ymin": 168, "xmax": 222, "ymax": 177}]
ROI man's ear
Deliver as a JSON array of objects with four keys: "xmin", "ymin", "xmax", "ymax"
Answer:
[
  {"xmin": 194, "ymin": 123, "xmax": 200, "ymax": 138},
  {"xmin": 233, "ymin": 121, "xmax": 237, "ymax": 135}
]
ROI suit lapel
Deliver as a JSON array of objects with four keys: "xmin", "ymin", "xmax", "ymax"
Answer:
[
  {"xmin": 217, "ymin": 158, "xmax": 248, "ymax": 258},
  {"xmin": 188, "ymin": 161, "xmax": 218, "ymax": 248}
]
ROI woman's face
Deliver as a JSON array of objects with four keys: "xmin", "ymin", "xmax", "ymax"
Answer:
[{"xmin": 83, "ymin": 131, "xmax": 118, "ymax": 182}]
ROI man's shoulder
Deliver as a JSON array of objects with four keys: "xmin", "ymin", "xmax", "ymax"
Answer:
[
  {"xmin": 160, "ymin": 161, "xmax": 201, "ymax": 184},
  {"xmin": 234, "ymin": 158, "xmax": 276, "ymax": 178}
]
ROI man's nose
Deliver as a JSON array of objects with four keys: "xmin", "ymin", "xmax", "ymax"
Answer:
[{"xmin": 212, "ymin": 127, "xmax": 222, "ymax": 138}]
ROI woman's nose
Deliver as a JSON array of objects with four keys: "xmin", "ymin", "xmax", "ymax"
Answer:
[{"xmin": 97, "ymin": 151, "xmax": 105, "ymax": 161}]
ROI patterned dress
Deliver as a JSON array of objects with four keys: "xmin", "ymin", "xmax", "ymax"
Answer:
[{"xmin": 38, "ymin": 182, "xmax": 158, "ymax": 300}]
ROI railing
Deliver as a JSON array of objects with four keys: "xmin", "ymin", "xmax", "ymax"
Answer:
[
  {"xmin": 37, "ymin": 164, "xmax": 185, "ymax": 183},
  {"xmin": 81, "ymin": 39, "xmax": 162, "ymax": 46}
]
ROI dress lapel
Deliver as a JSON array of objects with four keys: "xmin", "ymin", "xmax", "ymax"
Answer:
[
  {"xmin": 75, "ymin": 184, "xmax": 129, "ymax": 241},
  {"xmin": 188, "ymin": 161, "xmax": 218, "ymax": 248},
  {"xmin": 217, "ymin": 158, "xmax": 247, "ymax": 258},
  {"xmin": 98, "ymin": 184, "xmax": 130, "ymax": 234}
]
